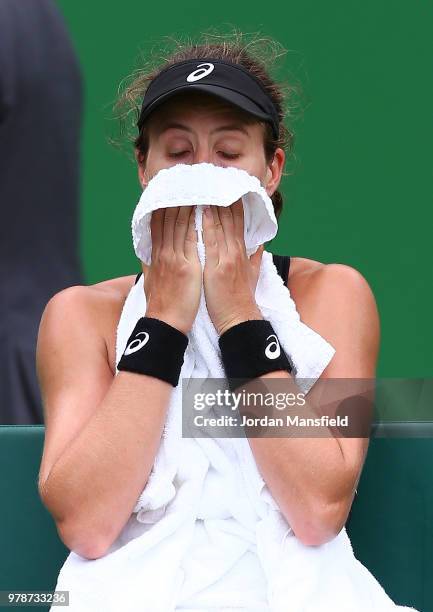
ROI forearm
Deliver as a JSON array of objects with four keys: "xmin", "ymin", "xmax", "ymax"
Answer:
[
  {"xmin": 241, "ymin": 371, "xmax": 354, "ymax": 545},
  {"xmin": 219, "ymin": 303, "xmax": 355, "ymax": 545},
  {"xmin": 40, "ymin": 370, "xmax": 172, "ymax": 555}
]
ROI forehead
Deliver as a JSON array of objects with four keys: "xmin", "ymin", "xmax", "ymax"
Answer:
[{"xmin": 147, "ymin": 91, "xmax": 262, "ymax": 134}]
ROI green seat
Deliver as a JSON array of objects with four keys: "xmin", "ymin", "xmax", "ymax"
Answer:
[
  {"xmin": 0, "ymin": 425, "xmax": 431, "ymax": 611},
  {"xmin": 0, "ymin": 426, "xmax": 69, "ymax": 612},
  {"xmin": 346, "ymin": 436, "xmax": 433, "ymax": 611}
]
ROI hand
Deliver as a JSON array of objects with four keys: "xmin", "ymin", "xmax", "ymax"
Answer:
[
  {"xmin": 202, "ymin": 199, "xmax": 265, "ymax": 336},
  {"xmin": 143, "ymin": 205, "xmax": 202, "ymax": 335}
]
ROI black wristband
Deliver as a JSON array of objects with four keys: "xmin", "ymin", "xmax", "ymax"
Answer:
[
  {"xmin": 117, "ymin": 316, "xmax": 189, "ymax": 387},
  {"xmin": 218, "ymin": 319, "xmax": 294, "ymax": 392}
]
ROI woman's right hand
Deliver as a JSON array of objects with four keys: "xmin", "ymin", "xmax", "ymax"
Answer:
[{"xmin": 142, "ymin": 205, "xmax": 202, "ymax": 335}]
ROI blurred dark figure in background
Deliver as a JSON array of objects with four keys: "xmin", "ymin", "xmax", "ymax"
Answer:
[{"xmin": 0, "ymin": 0, "xmax": 84, "ymax": 424}]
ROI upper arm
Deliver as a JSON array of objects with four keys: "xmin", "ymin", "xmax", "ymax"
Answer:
[
  {"xmin": 295, "ymin": 263, "xmax": 380, "ymax": 496},
  {"xmin": 36, "ymin": 286, "xmax": 115, "ymax": 497},
  {"xmin": 303, "ymin": 263, "xmax": 380, "ymax": 378}
]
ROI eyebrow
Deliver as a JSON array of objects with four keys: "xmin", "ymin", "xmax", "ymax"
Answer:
[{"xmin": 156, "ymin": 122, "xmax": 250, "ymax": 137}]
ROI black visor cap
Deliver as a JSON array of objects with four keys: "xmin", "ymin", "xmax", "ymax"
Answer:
[{"xmin": 137, "ymin": 58, "xmax": 280, "ymax": 140}]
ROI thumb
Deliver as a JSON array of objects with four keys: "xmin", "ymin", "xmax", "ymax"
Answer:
[
  {"xmin": 249, "ymin": 244, "xmax": 264, "ymax": 277},
  {"xmin": 250, "ymin": 244, "xmax": 264, "ymax": 265}
]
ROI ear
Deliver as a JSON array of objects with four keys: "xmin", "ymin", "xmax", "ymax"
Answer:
[
  {"xmin": 265, "ymin": 147, "xmax": 285, "ymax": 197},
  {"xmin": 135, "ymin": 148, "xmax": 147, "ymax": 188}
]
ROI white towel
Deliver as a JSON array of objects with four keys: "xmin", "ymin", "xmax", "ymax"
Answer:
[{"xmin": 50, "ymin": 162, "xmax": 419, "ymax": 612}]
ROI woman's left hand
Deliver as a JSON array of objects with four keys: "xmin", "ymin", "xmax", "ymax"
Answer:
[{"xmin": 202, "ymin": 199, "xmax": 264, "ymax": 336}]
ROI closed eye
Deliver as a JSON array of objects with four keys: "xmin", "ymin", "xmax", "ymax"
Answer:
[
  {"xmin": 220, "ymin": 152, "xmax": 241, "ymax": 159},
  {"xmin": 168, "ymin": 151, "xmax": 241, "ymax": 159},
  {"xmin": 168, "ymin": 151, "xmax": 189, "ymax": 158}
]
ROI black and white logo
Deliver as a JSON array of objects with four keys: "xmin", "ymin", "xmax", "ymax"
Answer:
[
  {"xmin": 264, "ymin": 334, "xmax": 281, "ymax": 359},
  {"xmin": 186, "ymin": 62, "xmax": 215, "ymax": 83},
  {"xmin": 124, "ymin": 331, "xmax": 150, "ymax": 355}
]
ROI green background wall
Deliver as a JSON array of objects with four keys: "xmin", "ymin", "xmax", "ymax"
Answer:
[{"xmin": 55, "ymin": 1, "xmax": 433, "ymax": 377}]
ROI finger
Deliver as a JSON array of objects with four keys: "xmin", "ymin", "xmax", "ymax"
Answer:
[
  {"xmin": 173, "ymin": 205, "xmax": 193, "ymax": 255},
  {"xmin": 150, "ymin": 208, "xmax": 164, "ymax": 263},
  {"xmin": 210, "ymin": 205, "xmax": 229, "ymax": 256},
  {"xmin": 231, "ymin": 198, "xmax": 245, "ymax": 244},
  {"xmin": 250, "ymin": 244, "xmax": 264, "ymax": 275},
  {"xmin": 161, "ymin": 206, "xmax": 180, "ymax": 253},
  {"xmin": 202, "ymin": 205, "xmax": 219, "ymax": 266},
  {"xmin": 248, "ymin": 244, "xmax": 265, "ymax": 292},
  {"xmin": 216, "ymin": 205, "xmax": 236, "ymax": 254},
  {"xmin": 184, "ymin": 206, "xmax": 199, "ymax": 261}
]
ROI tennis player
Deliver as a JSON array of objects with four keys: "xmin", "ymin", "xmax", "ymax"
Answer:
[{"xmin": 37, "ymin": 37, "xmax": 379, "ymax": 581}]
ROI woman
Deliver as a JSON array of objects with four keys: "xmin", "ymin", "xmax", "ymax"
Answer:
[{"xmin": 36, "ymin": 33, "xmax": 382, "ymax": 609}]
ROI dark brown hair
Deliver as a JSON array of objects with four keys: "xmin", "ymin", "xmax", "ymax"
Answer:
[{"xmin": 111, "ymin": 27, "xmax": 304, "ymax": 220}]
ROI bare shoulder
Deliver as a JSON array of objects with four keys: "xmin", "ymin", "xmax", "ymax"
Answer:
[
  {"xmin": 287, "ymin": 255, "xmax": 324, "ymax": 284},
  {"xmin": 48, "ymin": 273, "xmax": 138, "ymax": 315},
  {"xmin": 87, "ymin": 273, "xmax": 139, "ymax": 298},
  {"xmin": 287, "ymin": 256, "xmax": 380, "ymax": 377},
  {"xmin": 288, "ymin": 256, "xmax": 377, "ymax": 310},
  {"xmin": 42, "ymin": 273, "xmax": 139, "ymax": 375}
]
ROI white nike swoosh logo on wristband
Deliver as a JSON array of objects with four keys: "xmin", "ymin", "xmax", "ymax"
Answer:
[
  {"xmin": 264, "ymin": 334, "xmax": 281, "ymax": 359},
  {"xmin": 124, "ymin": 331, "xmax": 150, "ymax": 355}
]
